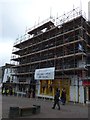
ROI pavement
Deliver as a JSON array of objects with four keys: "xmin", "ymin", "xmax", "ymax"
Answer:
[{"xmin": 0, "ymin": 94, "xmax": 89, "ymax": 119}]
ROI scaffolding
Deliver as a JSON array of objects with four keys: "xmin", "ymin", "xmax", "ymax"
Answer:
[{"xmin": 11, "ymin": 7, "xmax": 90, "ymax": 102}]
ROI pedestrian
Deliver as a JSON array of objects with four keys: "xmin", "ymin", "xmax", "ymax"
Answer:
[
  {"xmin": 7, "ymin": 89, "xmax": 9, "ymax": 96},
  {"xmin": 5, "ymin": 87, "xmax": 8, "ymax": 96},
  {"xmin": 61, "ymin": 88, "xmax": 66, "ymax": 105},
  {"xmin": 26, "ymin": 89, "xmax": 28, "ymax": 97},
  {"xmin": 9, "ymin": 86, "xmax": 13, "ymax": 95},
  {"xmin": 12, "ymin": 89, "xmax": 15, "ymax": 96},
  {"xmin": 52, "ymin": 88, "xmax": 60, "ymax": 110},
  {"xmin": 2, "ymin": 89, "xmax": 5, "ymax": 95},
  {"xmin": 28, "ymin": 89, "xmax": 31, "ymax": 98}
]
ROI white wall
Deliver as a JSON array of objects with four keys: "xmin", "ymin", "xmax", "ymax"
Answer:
[
  {"xmin": 0, "ymin": 78, "xmax": 1, "ymax": 83},
  {"xmin": 77, "ymin": 60, "xmax": 86, "ymax": 68},
  {"xmin": 12, "ymin": 76, "xmax": 18, "ymax": 83},
  {"xmin": 36, "ymin": 80, "xmax": 40, "ymax": 95},
  {"xmin": 3, "ymin": 68, "xmax": 11, "ymax": 83},
  {"xmin": 79, "ymin": 86, "xmax": 84, "ymax": 103},
  {"xmin": 70, "ymin": 75, "xmax": 84, "ymax": 103},
  {"xmin": 70, "ymin": 85, "xmax": 78, "ymax": 102}
]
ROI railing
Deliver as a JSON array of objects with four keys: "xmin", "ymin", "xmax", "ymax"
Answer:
[
  {"xmin": 13, "ymin": 7, "xmax": 87, "ymax": 47},
  {"xmin": 56, "ymin": 7, "xmax": 86, "ymax": 26}
]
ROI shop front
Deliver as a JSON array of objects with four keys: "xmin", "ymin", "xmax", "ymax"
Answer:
[
  {"xmin": 35, "ymin": 67, "xmax": 70, "ymax": 101},
  {"xmin": 83, "ymin": 81, "xmax": 90, "ymax": 103},
  {"xmin": 40, "ymin": 79, "xmax": 70, "ymax": 101}
]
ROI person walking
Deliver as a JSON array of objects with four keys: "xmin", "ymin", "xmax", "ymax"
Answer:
[
  {"xmin": 28, "ymin": 89, "xmax": 31, "ymax": 98},
  {"xmin": 61, "ymin": 88, "xmax": 66, "ymax": 105},
  {"xmin": 2, "ymin": 89, "xmax": 5, "ymax": 95},
  {"xmin": 52, "ymin": 88, "xmax": 60, "ymax": 110}
]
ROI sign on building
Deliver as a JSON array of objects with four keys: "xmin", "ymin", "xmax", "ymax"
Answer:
[{"xmin": 34, "ymin": 67, "xmax": 55, "ymax": 80}]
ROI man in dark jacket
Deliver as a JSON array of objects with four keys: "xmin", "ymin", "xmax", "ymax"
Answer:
[
  {"xmin": 52, "ymin": 88, "xmax": 60, "ymax": 110},
  {"xmin": 61, "ymin": 88, "xmax": 66, "ymax": 105}
]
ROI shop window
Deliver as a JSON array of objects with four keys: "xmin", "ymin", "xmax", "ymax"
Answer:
[
  {"xmin": 48, "ymin": 80, "xmax": 53, "ymax": 95},
  {"xmin": 42, "ymin": 85, "xmax": 45, "ymax": 93}
]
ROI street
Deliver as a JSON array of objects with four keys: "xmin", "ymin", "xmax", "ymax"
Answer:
[{"xmin": 0, "ymin": 95, "xmax": 88, "ymax": 119}]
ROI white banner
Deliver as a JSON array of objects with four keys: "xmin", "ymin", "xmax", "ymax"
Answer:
[{"xmin": 34, "ymin": 67, "xmax": 55, "ymax": 80}]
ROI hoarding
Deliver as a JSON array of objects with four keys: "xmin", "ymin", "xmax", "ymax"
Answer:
[{"xmin": 34, "ymin": 67, "xmax": 55, "ymax": 80}]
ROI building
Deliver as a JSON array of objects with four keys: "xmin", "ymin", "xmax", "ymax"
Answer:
[
  {"xmin": 11, "ymin": 8, "xmax": 90, "ymax": 103},
  {"xmin": 0, "ymin": 63, "xmax": 15, "ymax": 93},
  {"xmin": 88, "ymin": 1, "xmax": 90, "ymax": 21},
  {"xmin": 2, "ymin": 63, "xmax": 14, "ymax": 83},
  {"xmin": 0, "ymin": 67, "xmax": 3, "ymax": 92},
  {"xmin": 0, "ymin": 67, "xmax": 3, "ymax": 83}
]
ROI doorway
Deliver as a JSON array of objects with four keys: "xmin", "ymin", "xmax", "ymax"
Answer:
[{"xmin": 89, "ymin": 87, "xmax": 90, "ymax": 101}]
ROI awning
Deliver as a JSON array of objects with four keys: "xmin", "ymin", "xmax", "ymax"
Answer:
[{"xmin": 82, "ymin": 81, "xmax": 90, "ymax": 86}]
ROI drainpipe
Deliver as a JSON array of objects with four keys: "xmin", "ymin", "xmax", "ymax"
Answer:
[{"xmin": 77, "ymin": 75, "xmax": 79, "ymax": 103}]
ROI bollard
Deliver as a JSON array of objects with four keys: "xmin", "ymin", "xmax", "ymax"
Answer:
[{"xmin": 33, "ymin": 105, "xmax": 41, "ymax": 114}]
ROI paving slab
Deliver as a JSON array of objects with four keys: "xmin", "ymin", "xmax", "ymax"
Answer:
[{"xmin": 0, "ymin": 95, "xmax": 89, "ymax": 119}]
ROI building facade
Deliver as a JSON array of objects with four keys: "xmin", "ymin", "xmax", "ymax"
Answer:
[
  {"xmin": 11, "ymin": 8, "xmax": 90, "ymax": 103},
  {"xmin": 0, "ymin": 63, "xmax": 15, "ymax": 93},
  {"xmin": 88, "ymin": 1, "xmax": 90, "ymax": 21}
]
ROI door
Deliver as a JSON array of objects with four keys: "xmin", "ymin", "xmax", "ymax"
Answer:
[{"xmin": 89, "ymin": 87, "xmax": 90, "ymax": 101}]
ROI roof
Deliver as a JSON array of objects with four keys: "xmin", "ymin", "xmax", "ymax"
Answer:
[{"xmin": 28, "ymin": 21, "xmax": 54, "ymax": 34}]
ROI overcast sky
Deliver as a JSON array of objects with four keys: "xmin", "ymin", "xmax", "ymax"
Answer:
[{"xmin": 0, "ymin": 0, "xmax": 90, "ymax": 66}]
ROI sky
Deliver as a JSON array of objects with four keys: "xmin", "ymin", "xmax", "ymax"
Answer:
[{"xmin": 0, "ymin": 0, "xmax": 90, "ymax": 67}]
